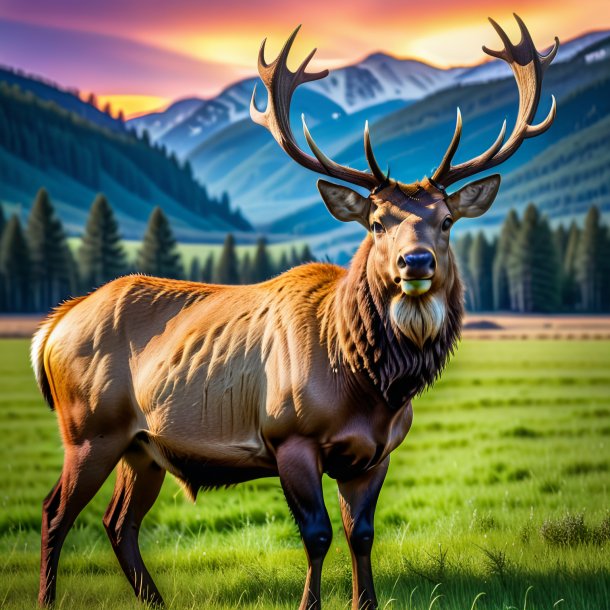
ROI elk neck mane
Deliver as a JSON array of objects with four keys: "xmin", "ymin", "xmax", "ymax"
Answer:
[{"xmin": 321, "ymin": 236, "xmax": 463, "ymax": 407}]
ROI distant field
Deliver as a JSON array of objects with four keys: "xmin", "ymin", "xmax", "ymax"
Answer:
[
  {"xmin": 2, "ymin": 314, "xmax": 610, "ymax": 340},
  {"xmin": 0, "ymin": 339, "xmax": 609, "ymax": 609},
  {"xmin": 66, "ymin": 237, "xmax": 309, "ymax": 267}
]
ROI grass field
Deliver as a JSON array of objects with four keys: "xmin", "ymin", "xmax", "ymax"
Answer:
[
  {"xmin": 66, "ymin": 238, "xmax": 309, "ymax": 269},
  {"xmin": 0, "ymin": 339, "xmax": 609, "ymax": 609}
]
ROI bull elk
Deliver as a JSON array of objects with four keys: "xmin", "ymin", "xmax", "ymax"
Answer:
[{"xmin": 33, "ymin": 15, "xmax": 557, "ymax": 610}]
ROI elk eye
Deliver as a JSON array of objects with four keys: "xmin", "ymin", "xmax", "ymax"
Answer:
[
  {"xmin": 371, "ymin": 221, "xmax": 385, "ymax": 235},
  {"xmin": 441, "ymin": 217, "xmax": 453, "ymax": 232}
]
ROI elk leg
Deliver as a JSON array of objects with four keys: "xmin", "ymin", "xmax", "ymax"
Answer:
[
  {"xmin": 337, "ymin": 458, "xmax": 389, "ymax": 610},
  {"xmin": 276, "ymin": 437, "xmax": 332, "ymax": 610},
  {"xmin": 39, "ymin": 436, "xmax": 126, "ymax": 607},
  {"xmin": 103, "ymin": 445, "xmax": 166, "ymax": 606}
]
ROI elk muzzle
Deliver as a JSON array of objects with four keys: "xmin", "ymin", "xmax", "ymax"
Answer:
[{"xmin": 396, "ymin": 248, "xmax": 436, "ymax": 297}]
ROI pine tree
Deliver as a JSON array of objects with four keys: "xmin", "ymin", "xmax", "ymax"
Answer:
[
  {"xmin": 468, "ymin": 232, "xmax": 493, "ymax": 311},
  {"xmin": 277, "ymin": 251, "xmax": 290, "ymax": 275},
  {"xmin": 575, "ymin": 206, "xmax": 606, "ymax": 311},
  {"xmin": 0, "ymin": 216, "xmax": 30, "ymax": 311},
  {"xmin": 0, "ymin": 204, "xmax": 6, "ymax": 238},
  {"xmin": 290, "ymin": 246, "xmax": 300, "ymax": 268},
  {"xmin": 601, "ymin": 224, "xmax": 610, "ymax": 311},
  {"xmin": 137, "ymin": 207, "xmax": 183, "ymax": 279},
  {"xmin": 189, "ymin": 257, "xmax": 202, "ymax": 282},
  {"xmin": 202, "ymin": 252, "xmax": 215, "ymax": 283},
  {"xmin": 492, "ymin": 209, "xmax": 520, "ymax": 311},
  {"xmin": 511, "ymin": 204, "xmax": 560, "ymax": 312},
  {"xmin": 300, "ymin": 244, "xmax": 316, "ymax": 264},
  {"xmin": 79, "ymin": 194, "xmax": 127, "ymax": 289},
  {"xmin": 215, "ymin": 234, "xmax": 239, "ymax": 284},
  {"xmin": 453, "ymin": 233, "xmax": 474, "ymax": 310},
  {"xmin": 241, "ymin": 252, "xmax": 252, "ymax": 284},
  {"xmin": 562, "ymin": 222, "xmax": 580, "ymax": 310},
  {"xmin": 554, "ymin": 224, "xmax": 567, "ymax": 259},
  {"xmin": 0, "ymin": 204, "xmax": 5, "ymax": 309},
  {"xmin": 27, "ymin": 188, "xmax": 72, "ymax": 310},
  {"xmin": 251, "ymin": 237, "xmax": 273, "ymax": 283}
]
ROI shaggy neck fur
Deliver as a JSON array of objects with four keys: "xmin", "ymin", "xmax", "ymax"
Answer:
[{"xmin": 327, "ymin": 237, "xmax": 463, "ymax": 408}]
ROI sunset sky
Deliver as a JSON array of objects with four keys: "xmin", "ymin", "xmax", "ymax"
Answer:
[{"xmin": 1, "ymin": 0, "xmax": 608, "ymax": 118}]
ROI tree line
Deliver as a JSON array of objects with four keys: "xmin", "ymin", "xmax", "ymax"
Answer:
[
  {"xmin": 455, "ymin": 203, "xmax": 610, "ymax": 313},
  {"xmin": 0, "ymin": 189, "xmax": 316, "ymax": 313},
  {"xmin": 0, "ymin": 81, "xmax": 250, "ymax": 231}
]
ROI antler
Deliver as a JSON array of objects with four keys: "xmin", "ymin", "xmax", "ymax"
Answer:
[
  {"xmin": 432, "ymin": 14, "xmax": 559, "ymax": 189},
  {"xmin": 250, "ymin": 26, "xmax": 386, "ymax": 191}
]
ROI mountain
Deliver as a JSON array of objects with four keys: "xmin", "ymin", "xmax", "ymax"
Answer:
[
  {"xmin": 129, "ymin": 79, "xmax": 260, "ymax": 159},
  {"xmin": 123, "ymin": 29, "xmax": 610, "ymax": 257},
  {"xmin": 0, "ymin": 65, "xmax": 126, "ymax": 133},
  {"xmin": 0, "ymin": 78, "xmax": 252, "ymax": 241},
  {"xmin": 128, "ymin": 29, "xmax": 610, "ymax": 161},
  {"xmin": 128, "ymin": 97, "xmax": 204, "ymax": 142}
]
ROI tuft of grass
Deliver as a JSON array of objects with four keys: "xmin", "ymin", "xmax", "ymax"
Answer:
[
  {"xmin": 540, "ymin": 513, "xmax": 589, "ymax": 546},
  {"xmin": 562, "ymin": 461, "xmax": 608, "ymax": 476},
  {"xmin": 504, "ymin": 426, "xmax": 542, "ymax": 438},
  {"xmin": 478, "ymin": 546, "xmax": 510, "ymax": 585}
]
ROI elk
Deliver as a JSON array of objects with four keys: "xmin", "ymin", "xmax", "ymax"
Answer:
[{"xmin": 32, "ymin": 15, "xmax": 557, "ymax": 610}]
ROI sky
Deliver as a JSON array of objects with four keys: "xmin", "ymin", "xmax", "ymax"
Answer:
[{"xmin": 0, "ymin": 0, "xmax": 608, "ymax": 118}]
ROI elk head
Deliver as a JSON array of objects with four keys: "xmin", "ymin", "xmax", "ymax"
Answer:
[{"xmin": 251, "ymin": 16, "xmax": 558, "ymax": 339}]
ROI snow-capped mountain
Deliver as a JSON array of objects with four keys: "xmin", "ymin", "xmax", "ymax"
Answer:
[
  {"xmin": 127, "ymin": 29, "xmax": 610, "ymax": 162},
  {"xmin": 129, "ymin": 97, "xmax": 203, "ymax": 141},
  {"xmin": 130, "ymin": 79, "xmax": 258, "ymax": 158},
  {"xmin": 308, "ymin": 56, "xmax": 465, "ymax": 113}
]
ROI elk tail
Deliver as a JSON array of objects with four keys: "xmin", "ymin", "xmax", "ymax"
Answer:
[{"xmin": 30, "ymin": 296, "xmax": 86, "ymax": 410}]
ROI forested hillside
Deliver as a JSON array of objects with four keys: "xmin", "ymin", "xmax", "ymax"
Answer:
[
  {"xmin": 0, "ymin": 65, "xmax": 125, "ymax": 132},
  {"xmin": 0, "ymin": 81, "xmax": 251, "ymax": 240}
]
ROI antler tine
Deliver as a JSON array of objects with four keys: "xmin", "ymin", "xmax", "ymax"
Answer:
[
  {"xmin": 433, "ymin": 15, "xmax": 559, "ymax": 188},
  {"xmin": 302, "ymin": 114, "xmax": 341, "ymax": 175},
  {"xmin": 250, "ymin": 27, "xmax": 382, "ymax": 191},
  {"xmin": 526, "ymin": 94, "xmax": 556, "ymax": 137},
  {"xmin": 432, "ymin": 108, "xmax": 463, "ymax": 184},
  {"xmin": 364, "ymin": 121, "xmax": 388, "ymax": 183},
  {"xmin": 541, "ymin": 37, "xmax": 560, "ymax": 71},
  {"xmin": 483, "ymin": 17, "xmax": 515, "ymax": 61},
  {"xmin": 258, "ymin": 38, "xmax": 269, "ymax": 71}
]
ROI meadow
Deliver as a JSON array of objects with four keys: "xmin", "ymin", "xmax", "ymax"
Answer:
[{"xmin": 0, "ymin": 338, "xmax": 608, "ymax": 609}]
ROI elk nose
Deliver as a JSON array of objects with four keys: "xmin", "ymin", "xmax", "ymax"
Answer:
[{"xmin": 397, "ymin": 248, "xmax": 436, "ymax": 278}]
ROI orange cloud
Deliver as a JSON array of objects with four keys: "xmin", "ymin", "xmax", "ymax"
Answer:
[{"xmin": 1, "ymin": 0, "xmax": 608, "ymax": 117}]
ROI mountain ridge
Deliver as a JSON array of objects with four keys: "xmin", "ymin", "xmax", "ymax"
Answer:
[{"xmin": 127, "ymin": 29, "xmax": 610, "ymax": 163}]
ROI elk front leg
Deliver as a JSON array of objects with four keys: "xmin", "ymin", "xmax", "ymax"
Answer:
[
  {"xmin": 276, "ymin": 437, "xmax": 332, "ymax": 610},
  {"xmin": 337, "ymin": 458, "xmax": 389, "ymax": 610}
]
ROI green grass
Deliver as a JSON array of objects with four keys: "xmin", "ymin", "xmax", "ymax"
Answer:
[
  {"xmin": 66, "ymin": 237, "xmax": 309, "ymax": 268},
  {"xmin": 0, "ymin": 339, "xmax": 609, "ymax": 609}
]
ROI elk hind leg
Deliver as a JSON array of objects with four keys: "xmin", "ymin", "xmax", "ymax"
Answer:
[
  {"xmin": 39, "ymin": 435, "xmax": 126, "ymax": 607},
  {"xmin": 103, "ymin": 444, "xmax": 166, "ymax": 606}
]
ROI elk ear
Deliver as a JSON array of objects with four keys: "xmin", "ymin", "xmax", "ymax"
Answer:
[
  {"xmin": 446, "ymin": 175, "xmax": 501, "ymax": 220},
  {"xmin": 317, "ymin": 179, "xmax": 371, "ymax": 229}
]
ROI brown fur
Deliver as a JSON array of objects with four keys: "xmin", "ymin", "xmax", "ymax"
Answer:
[{"xmin": 33, "ymin": 232, "xmax": 462, "ymax": 605}]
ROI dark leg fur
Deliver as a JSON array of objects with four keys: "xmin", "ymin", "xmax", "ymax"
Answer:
[
  {"xmin": 276, "ymin": 437, "xmax": 332, "ymax": 610},
  {"xmin": 39, "ymin": 438, "xmax": 125, "ymax": 607},
  {"xmin": 338, "ymin": 458, "xmax": 389, "ymax": 610},
  {"xmin": 103, "ymin": 446, "xmax": 166, "ymax": 606}
]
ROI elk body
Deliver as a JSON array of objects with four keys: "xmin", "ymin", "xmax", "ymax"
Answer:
[{"xmin": 33, "ymin": 16, "xmax": 557, "ymax": 610}]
